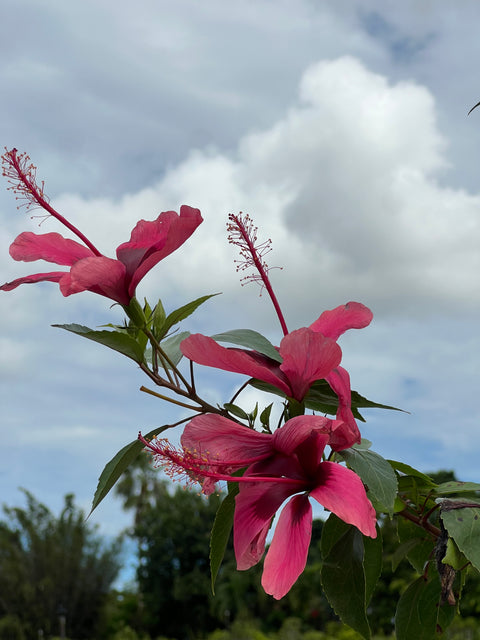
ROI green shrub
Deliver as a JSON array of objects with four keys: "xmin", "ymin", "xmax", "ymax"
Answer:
[{"xmin": 0, "ymin": 616, "xmax": 26, "ymax": 640}]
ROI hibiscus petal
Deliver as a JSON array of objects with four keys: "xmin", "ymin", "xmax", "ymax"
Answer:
[
  {"xmin": 309, "ymin": 302, "xmax": 373, "ymax": 340},
  {"xmin": 311, "ymin": 461, "xmax": 377, "ymax": 538},
  {"xmin": 272, "ymin": 415, "xmax": 332, "ymax": 456},
  {"xmin": 9, "ymin": 232, "xmax": 94, "ymax": 266},
  {"xmin": 0, "ymin": 272, "xmax": 66, "ymax": 291},
  {"xmin": 325, "ymin": 367, "xmax": 361, "ymax": 450},
  {"xmin": 234, "ymin": 482, "xmax": 299, "ymax": 570},
  {"xmin": 116, "ymin": 205, "xmax": 202, "ymax": 295},
  {"xmin": 181, "ymin": 414, "xmax": 273, "ymax": 466},
  {"xmin": 181, "ymin": 334, "xmax": 292, "ymax": 396},
  {"xmin": 262, "ymin": 494, "xmax": 312, "ymax": 599},
  {"xmin": 279, "ymin": 328, "xmax": 342, "ymax": 400},
  {"xmin": 60, "ymin": 257, "xmax": 129, "ymax": 304}
]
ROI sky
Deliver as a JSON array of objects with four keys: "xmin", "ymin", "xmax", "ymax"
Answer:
[{"xmin": 2, "ymin": 0, "xmax": 480, "ymax": 578}]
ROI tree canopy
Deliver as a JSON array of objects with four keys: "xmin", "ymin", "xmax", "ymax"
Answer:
[{"xmin": 0, "ymin": 490, "xmax": 122, "ymax": 639}]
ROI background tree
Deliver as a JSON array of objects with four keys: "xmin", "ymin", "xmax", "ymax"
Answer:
[{"xmin": 0, "ymin": 490, "xmax": 122, "ymax": 640}]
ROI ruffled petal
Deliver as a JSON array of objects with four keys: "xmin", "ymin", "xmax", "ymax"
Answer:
[
  {"xmin": 60, "ymin": 257, "xmax": 129, "ymax": 304},
  {"xmin": 262, "ymin": 494, "xmax": 312, "ymax": 599},
  {"xmin": 325, "ymin": 367, "xmax": 361, "ymax": 450},
  {"xmin": 9, "ymin": 232, "xmax": 94, "ymax": 266},
  {"xmin": 1, "ymin": 272, "xmax": 66, "ymax": 291},
  {"xmin": 181, "ymin": 334, "xmax": 292, "ymax": 396},
  {"xmin": 272, "ymin": 415, "xmax": 332, "ymax": 456},
  {"xmin": 310, "ymin": 461, "xmax": 377, "ymax": 538},
  {"xmin": 117, "ymin": 205, "xmax": 202, "ymax": 295},
  {"xmin": 181, "ymin": 414, "xmax": 273, "ymax": 466},
  {"xmin": 309, "ymin": 302, "xmax": 373, "ymax": 340},
  {"xmin": 279, "ymin": 328, "xmax": 342, "ymax": 400},
  {"xmin": 234, "ymin": 482, "xmax": 298, "ymax": 570}
]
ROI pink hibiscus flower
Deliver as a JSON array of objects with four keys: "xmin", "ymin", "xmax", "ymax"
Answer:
[
  {"xmin": 1, "ymin": 149, "xmax": 202, "ymax": 305},
  {"xmin": 180, "ymin": 302, "xmax": 372, "ymax": 446},
  {"xmin": 139, "ymin": 413, "xmax": 377, "ymax": 600}
]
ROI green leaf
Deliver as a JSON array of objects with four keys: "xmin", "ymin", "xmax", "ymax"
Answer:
[
  {"xmin": 259, "ymin": 403, "xmax": 273, "ymax": 429},
  {"xmin": 441, "ymin": 504, "xmax": 480, "ymax": 571},
  {"xmin": 210, "ymin": 483, "xmax": 239, "ymax": 593},
  {"xmin": 350, "ymin": 389, "xmax": 406, "ymax": 414},
  {"xmin": 395, "ymin": 575, "xmax": 443, "ymax": 640},
  {"xmin": 223, "ymin": 403, "xmax": 249, "ymax": 420},
  {"xmin": 320, "ymin": 514, "xmax": 371, "ymax": 640},
  {"xmin": 388, "ymin": 460, "xmax": 437, "ymax": 488},
  {"xmin": 364, "ymin": 524, "xmax": 382, "ymax": 605},
  {"xmin": 304, "ymin": 379, "xmax": 341, "ymax": 416},
  {"xmin": 434, "ymin": 481, "xmax": 480, "ymax": 496},
  {"xmin": 353, "ymin": 439, "xmax": 372, "ymax": 450},
  {"xmin": 152, "ymin": 299, "xmax": 166, "ymax": 338},
  {"xmin": 339, "ymin": 448, "xmax": 398, "ymax": 515},
  {"xmin": 53, "ymin": 323, "xmax": 146, "ymax": 363},
  {"xmin": 211, "ymin": 329, "xmax": 282, "ymax": 363},
  {"xmin": 391, "ymin": 539, "xmax": 421, "ymax": 572},
  {"xmin": 159, "ymin": 331, "xmax": 190, "ymax": 368},
  {"xmin": 397, "ymin": 518, "xmax": 434, "ymax": 573},
  {"xmin": 89, "ymin": 425, "xmax": 171, "ymax": 516},
  {"xmin": 162, "ymin": 294, "xmax": 219, "ymax": 335},
  {"xmin": 443, "ymin": 537, "xmax": 468, "ymax": 571}
]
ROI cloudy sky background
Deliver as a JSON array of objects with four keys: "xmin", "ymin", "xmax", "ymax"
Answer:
[{"xmin": 2, "ymin": 0, "xmax": 480, "ymax": 576}]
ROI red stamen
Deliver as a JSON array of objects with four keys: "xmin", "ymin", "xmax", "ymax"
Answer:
[
  {"xmin": 138, "ymin": 432, "xmax": 303, "ymax": 490},
  {"xmin": 2, "ymin": 148, "xmax": 102, "ymax": 256},
  {"xmin": 227, "ymin": 213, "xmax": 289, "ymax": 336}
]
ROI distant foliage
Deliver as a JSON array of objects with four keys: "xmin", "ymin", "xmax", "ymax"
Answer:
[{"xmin": 0, "ymin": 490, "xmax": 122, "ymax": 639}]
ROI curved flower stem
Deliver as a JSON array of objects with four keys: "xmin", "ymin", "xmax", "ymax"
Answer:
[
  {"xmin": 138, "ymin": 362, "xmax": 230, "ymax": 418},
  {"xmin": 227, "ymin": 213, "xmax": 289, "ymax": 336},
  {"xmin": 140, "ymin": 386, "xmax": 203, "ymax": 411},
  {"xmin": 229, "ymin": 379, "xmax": 251, "ymax": 405},
  {"xmin": 143, "ymin": 327, "xmax": 192, "ymax": 391},
  {"xmin": 2, "ymin": 148, "xmax": 102, "ymax": 256}
]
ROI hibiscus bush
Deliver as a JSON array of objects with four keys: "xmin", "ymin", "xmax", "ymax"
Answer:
[{"xmin": 2, "ymin": 148, "xmax": 480, "ymax": 640}]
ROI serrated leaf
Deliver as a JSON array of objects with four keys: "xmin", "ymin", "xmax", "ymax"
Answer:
[
  {"xmin": 441, "ymin": 505, "xmax": 480, "ymax": 571},
  {"xmin": 434, "ymin": 481, "xmax": 480, "ymax": 495},
  {"xmin": 320, "ymin": 514, "xmax": 371, "ymax": 640},
  {"xmin": 210, "ymin": 483, "xmax": 239, "ymax": 593},
  {"xmin": 339, "ymin": 448, "xmax": 398, "ymax": 515},
  {"xmin": 211, "ymin": 329, "xmax": 282, "ymax": 362},
  {"xmin": 395, "ymin": 576, "xmax": 442, "ymax": 640},
  {"xmin": 89, "ymin": 425, "xmax": 170, "ymax": 516},
  {"xmin": 53, "ymin": 323, "xmax": 146, "ymax": 363},
  {"xmin": 162, "ymin": 294, "xmax": 219, "ymax": 335}
]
